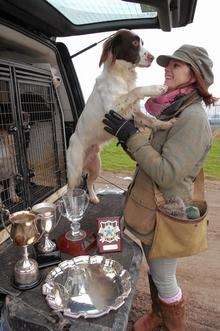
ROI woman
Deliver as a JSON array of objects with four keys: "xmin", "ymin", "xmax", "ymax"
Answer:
[{"xmin": 103, "ymin": 44, "xmax": 215, "ymax": 330}]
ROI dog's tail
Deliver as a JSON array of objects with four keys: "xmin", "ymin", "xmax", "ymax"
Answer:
[{"xmin": 66, "ymin": 133, "xmax": 85, "ymax": 189}]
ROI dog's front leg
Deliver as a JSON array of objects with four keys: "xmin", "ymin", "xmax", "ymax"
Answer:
[
  {"xmin": 114, "ymin": 85, "xmax": 167, "ymax": 117},
  {"xmin": 134, "ymin": 111, "xmax": 177, "ymax": 131},
  {"xmin": 134, "ymin": 85, "xmax": 168, "ymax": 99}
]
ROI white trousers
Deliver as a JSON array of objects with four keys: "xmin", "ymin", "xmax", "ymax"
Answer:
[{"xmin": 142, "ymin": 244, "xmax": 180, "ymax": 299}]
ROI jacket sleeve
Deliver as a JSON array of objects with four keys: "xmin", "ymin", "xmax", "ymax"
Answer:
[{"xmin": 126, "ymin": 109, "xmax": 212, "ymax": 189}]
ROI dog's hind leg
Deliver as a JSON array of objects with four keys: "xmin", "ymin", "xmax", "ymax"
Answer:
[
  {"xmin": 83, "ymin": 145, "xmax": 101, "ymax": 204},
  {"xmin": 0, "ymin": 184, "xmax": 4, "ymax": 208},
  {"xmin": 67, "ymin": 134, "xmax": 85, "ymax": 189},
  {"xmin": 86, "ymin": 154, "xmax": 101, "ymax": 204},
  {"xmin": 9, "ymin": 177, "xmax": 21, "ymax": 204}
]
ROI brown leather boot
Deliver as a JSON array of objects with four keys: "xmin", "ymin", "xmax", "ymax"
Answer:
[
  {"xmin": 133, "ymin": 273, "xmax": 163, "ymax": 331},
  {"xmin": 159, "ymin": 296, "xmax": 186, "ymax": 331}
]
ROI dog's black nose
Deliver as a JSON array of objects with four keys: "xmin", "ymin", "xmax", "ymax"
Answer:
[{"xmin": 147, "ymin": 53, "xmax": 154, "ymax": 62}]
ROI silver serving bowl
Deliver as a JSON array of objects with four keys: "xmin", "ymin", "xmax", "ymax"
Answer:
[{"xmin": 42, "ymin": 255, "xmax": 131, "ymax": 318}]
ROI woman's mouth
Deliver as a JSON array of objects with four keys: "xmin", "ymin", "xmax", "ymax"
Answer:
[{"xmin": 165, "ymin": 75, "xmax": 172, "ymax": 80}]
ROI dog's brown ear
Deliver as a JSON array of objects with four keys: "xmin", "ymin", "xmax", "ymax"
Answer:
[
  {"xmin": 99, "ymin": 39, "xmax": 110, "ymax": 67},
  {"xmin": 99, "ymin": 33, "xmax": 120, "ymax": 67}
]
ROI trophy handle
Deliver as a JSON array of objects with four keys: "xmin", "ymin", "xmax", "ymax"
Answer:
[
  {"xmin": 34, "ymin": 214, "xmax": 46, "ymax": 242},
  {"xmin": 54, "ymin": 204, "xmax": 62, "ymax": 228},
  {"xmin": 57, "ymin": 200, "xmax": 67, "ymax": 218},
  {"xmin": 0, "ymin": 208, "xmax": 12, "ymax": 240}
]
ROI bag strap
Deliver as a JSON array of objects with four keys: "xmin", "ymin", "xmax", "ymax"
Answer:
[
  {"xmin": 193, "ymin": 168, "xmax": 205, "ymax": 200},
  {"xmin": 154, "ymin": 168, "xmax": 205, "ymax": 206},
  {"xmin": 154, "ymin": 185, "xmax": 166, "ymax": 206}
]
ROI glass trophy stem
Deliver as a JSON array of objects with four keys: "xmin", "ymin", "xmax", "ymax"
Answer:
[
  {"xmin": 65, "ymin": 220, "xmax": 86, "ymax": 241},
  {"xmin": 70, "ymin": 221, "xmax": 81, "ymax": 236}
]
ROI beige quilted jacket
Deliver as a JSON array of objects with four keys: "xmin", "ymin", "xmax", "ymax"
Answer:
[{"xmin": 126, "ymin": 102, "xmax": 212, "ymax": 202}]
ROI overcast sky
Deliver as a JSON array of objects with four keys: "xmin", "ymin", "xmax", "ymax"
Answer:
[{"xmin": 59, "ymin": 1, "xmax": 220, "ymax": 104}]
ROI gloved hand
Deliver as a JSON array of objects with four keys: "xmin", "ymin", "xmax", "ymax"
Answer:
[{"xmin": 103, "ymin": 110, "xmax": 138, "ymax": 146}]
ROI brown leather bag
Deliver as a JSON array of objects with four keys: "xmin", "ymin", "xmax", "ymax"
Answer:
[{"xmin": 149, "ymin": 169, "xmax": 208, "ymax": 259}]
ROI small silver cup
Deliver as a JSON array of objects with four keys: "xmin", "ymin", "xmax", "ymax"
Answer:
[{"xmin": 32, "ymin": 202, "xmax": 60, "ymax": 254}]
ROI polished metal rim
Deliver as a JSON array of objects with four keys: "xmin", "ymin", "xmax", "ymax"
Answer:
[{"xmin": 42, "ymin": 255, "xmax": 131, "ymax": 318}]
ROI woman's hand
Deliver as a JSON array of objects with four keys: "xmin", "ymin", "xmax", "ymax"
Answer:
[{"xmin": 103, "ymin": 110, "xmax": 138, "ymax": 145}]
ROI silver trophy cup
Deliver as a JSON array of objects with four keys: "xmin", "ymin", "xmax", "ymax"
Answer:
[{"xmin": 32, "ymin": 202, "xmax": 60, "ymax": 254}]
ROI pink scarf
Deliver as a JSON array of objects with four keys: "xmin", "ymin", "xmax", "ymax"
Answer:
[{"xmin": 145, "ymin": 86, "xmax": 195, "ymax": 117}]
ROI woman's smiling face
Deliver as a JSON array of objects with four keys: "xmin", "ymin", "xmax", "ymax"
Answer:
[{"xmin": 164, "ymin": 59, "xmax": 195, "ymax": 91}]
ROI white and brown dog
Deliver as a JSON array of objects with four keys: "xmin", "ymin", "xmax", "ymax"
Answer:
[{"xmin": 67, "ymin": 29, "xmax": 173, "ymax": 203}]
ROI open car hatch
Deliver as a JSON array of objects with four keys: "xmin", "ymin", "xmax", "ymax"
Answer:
[{"xmin": 0, "ymin": 0, "xmax": 197, "ymax": 37}]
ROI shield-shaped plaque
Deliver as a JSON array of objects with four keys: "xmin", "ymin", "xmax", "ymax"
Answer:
[{"xmin": 97, "ymin": 216, "xmax": 122, "ymax": 253}]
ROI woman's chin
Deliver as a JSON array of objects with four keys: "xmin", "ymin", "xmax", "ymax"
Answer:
[{"xmin": 165, "ymin": 83, "xmax": 175, "ymax": 91}]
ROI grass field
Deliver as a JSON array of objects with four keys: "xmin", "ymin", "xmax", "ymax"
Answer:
[
  {"xmin": 101, "ymin": 137, "xmax": 220, "ymax": 180},
  {"xmin": 204, "ymin": 136, "xmax": 220, "ymax": 180}
]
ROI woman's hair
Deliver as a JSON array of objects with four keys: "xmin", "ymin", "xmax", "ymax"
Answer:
[{"xmin": 190, "ymin": 66, "xmax": 218, "ymax": 106}]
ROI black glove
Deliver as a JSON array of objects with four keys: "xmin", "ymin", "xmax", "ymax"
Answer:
[{"xmin": 103, "ymin": 110, "xmax": 138, "ymax": 146}]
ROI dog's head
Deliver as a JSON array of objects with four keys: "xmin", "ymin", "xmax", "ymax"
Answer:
[{"xmin": 99, "ymin": 29, "xmax": 154, "ymax": 68}]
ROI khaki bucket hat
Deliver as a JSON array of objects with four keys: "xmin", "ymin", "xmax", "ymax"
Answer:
[{"xmin": 157, "ymin": 44, "xmax": 214, "ymax": 87}]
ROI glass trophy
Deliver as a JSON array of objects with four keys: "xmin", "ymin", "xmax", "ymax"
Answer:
[{"xmin": 58, "ymin": 188, "xmax": 96, "ymax": 256}]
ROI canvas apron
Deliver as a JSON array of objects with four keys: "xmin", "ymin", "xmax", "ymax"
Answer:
[
  {"xmin": 124, "ymin": 169, "xmax": 208, "ymax": 258},
  {"xmin": 124, "ymin": 168, "xmax": 157, "ymax": 245}
]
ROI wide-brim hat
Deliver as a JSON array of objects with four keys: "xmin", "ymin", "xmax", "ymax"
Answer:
[{"xmin": 157, "ymin": 44, "xmax": 214, "ymax": 87}]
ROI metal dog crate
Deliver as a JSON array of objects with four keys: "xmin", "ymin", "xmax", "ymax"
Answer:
[{"xmin": 0, "ymin": 60, "xmax": 66, "ymax": 227}]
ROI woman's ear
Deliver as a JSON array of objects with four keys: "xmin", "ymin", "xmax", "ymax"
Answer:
[{"xmin": 190, "ymin": 70, "xmax": 196, "ymax": 84}]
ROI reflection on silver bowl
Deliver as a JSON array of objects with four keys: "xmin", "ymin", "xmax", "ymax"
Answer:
[{"xmin": 42, "ymin": 255, "xmax": 131, "ymax": 318}]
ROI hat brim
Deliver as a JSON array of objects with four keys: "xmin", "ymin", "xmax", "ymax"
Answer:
[{"xmin": 156, "ymin": 55, "xmax": 191, "ymax": 67}]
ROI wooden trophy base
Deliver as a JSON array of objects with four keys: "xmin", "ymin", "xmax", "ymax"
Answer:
[{"xmin": 58, "ymin": 230, "xmax": 96, "ymax": 257}]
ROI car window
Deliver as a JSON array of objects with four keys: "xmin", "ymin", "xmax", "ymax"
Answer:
[{"xmin": 46, "ymin": 0, "xmax": 157, "ymax": 25}]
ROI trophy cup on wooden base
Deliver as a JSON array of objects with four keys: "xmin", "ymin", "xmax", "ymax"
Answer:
[{"xmin": 58, "ymin": 188, "xmax": 96, "ymax": 256}]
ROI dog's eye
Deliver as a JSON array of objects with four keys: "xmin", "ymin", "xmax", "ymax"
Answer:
[{"xmin": 132, "ymin": 40, "xmax": 139, "ymax": 48}]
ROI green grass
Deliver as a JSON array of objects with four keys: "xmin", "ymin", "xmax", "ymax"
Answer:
[
  {"xmin": 204, "ymin": 136, "xmax": 220, "ymax": 180},
  {"xmin": 101, "ymin": 139, "xmax": 135, "ymax": 172},
  {"xmin": 101, "ymin": 137, "xmax": 220, "ymax": 180}
]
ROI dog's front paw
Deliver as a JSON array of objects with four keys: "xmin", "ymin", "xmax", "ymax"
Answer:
[
  {"xmin": 135, "ymin": 85, "xmax": 167, "ymax": 99},
  {"xmin": 156, "ymin": 84, "xmax": 168, "ymax": 95},
  {"xmin": 11, "ymin": 195, "xmax": 22, "ymax": 204},
  {"xmin": 0, "ymin": 202, "xmax": 5, "ymax": 209},
  {"xmin": 147, "ymin": 84, "xmax": 168, "ymax": 97},
  {"xmin": 159, "ymin": 117, "xmax": 177, "ymax": 130}
]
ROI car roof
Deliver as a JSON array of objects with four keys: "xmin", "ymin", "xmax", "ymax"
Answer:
[{"xmin": 0, "ymin": 0, "xmax": 197, "ymax": 37}]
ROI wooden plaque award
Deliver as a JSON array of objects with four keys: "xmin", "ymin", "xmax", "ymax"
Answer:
[{"xmin": 97, "ymin": 216, "xmax": 122, "ymax": 253}]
